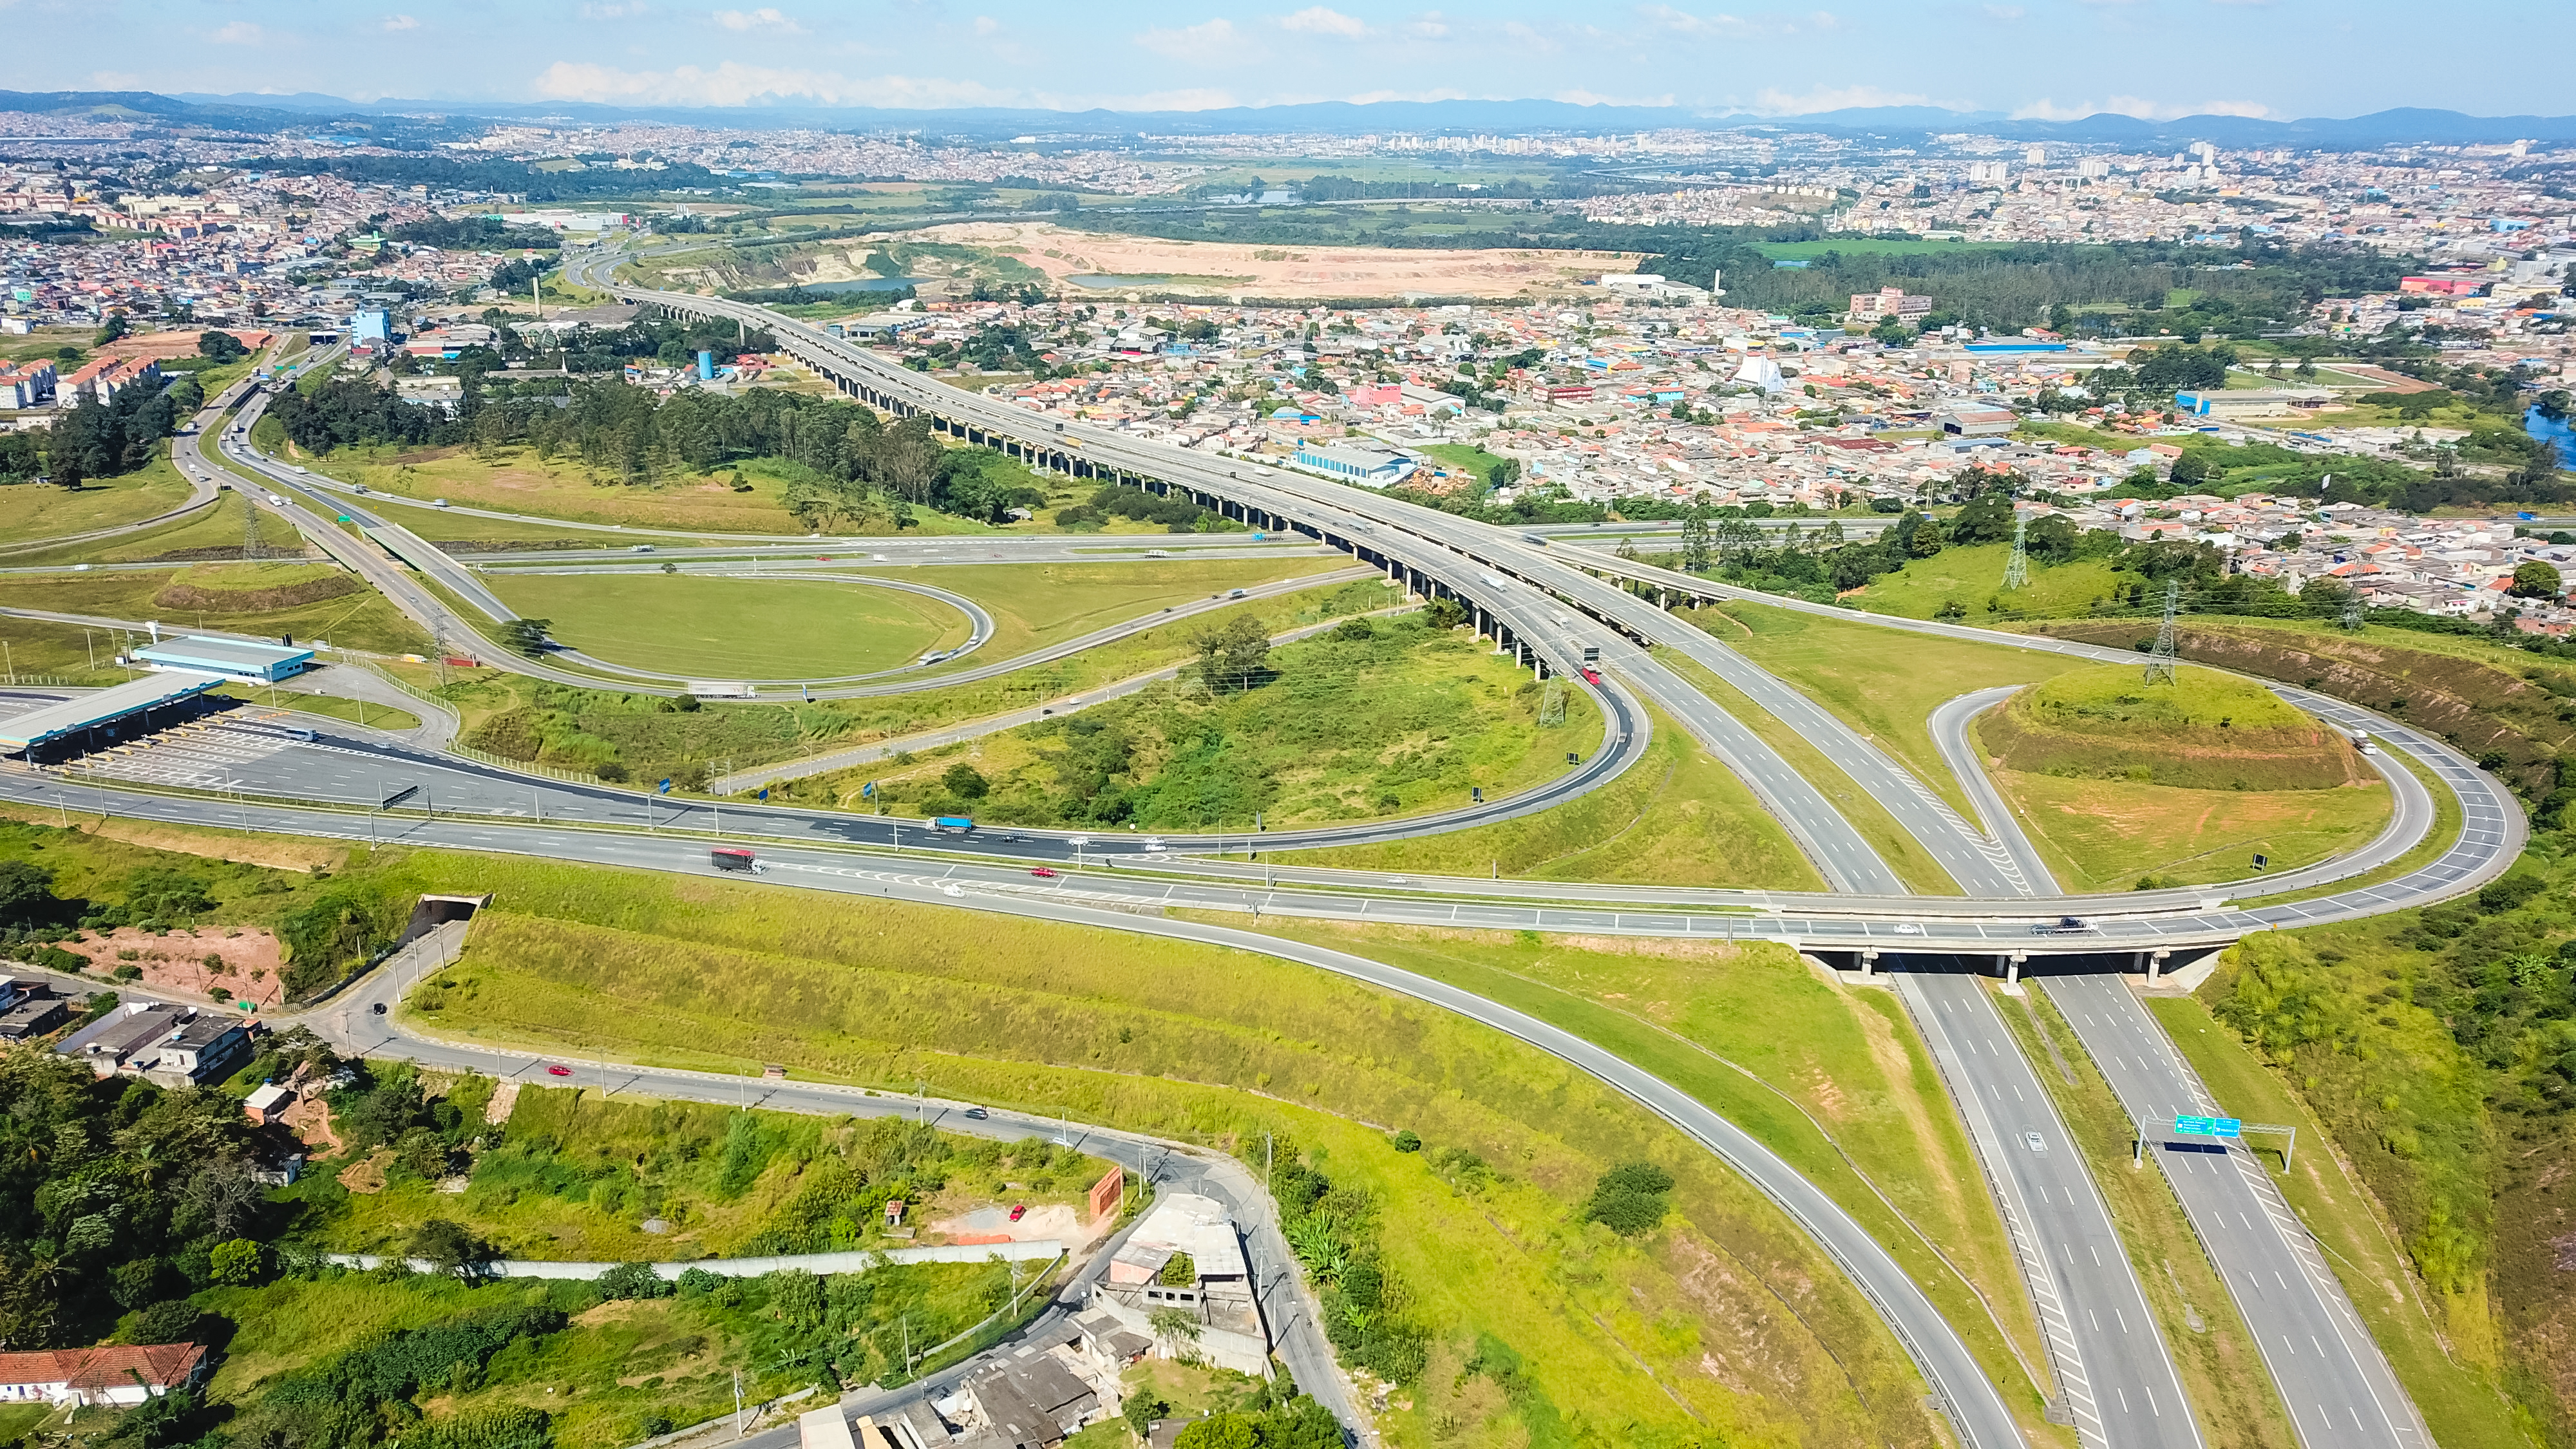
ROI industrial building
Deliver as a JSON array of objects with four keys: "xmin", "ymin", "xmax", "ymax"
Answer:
[
  {"xmin": 1292, "ymin": 440, "xmax": 1416, "ymax": 486},
  {"xmin": 135, "ymin": 635, "xmax": 314, "ymax": 683},
  {"xmin": 0, "ymin": 671, "xmax": 225, "ymax": 755}
]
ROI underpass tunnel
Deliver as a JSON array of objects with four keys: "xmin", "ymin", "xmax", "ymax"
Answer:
[{"xmin": 1803, "ymin": 943, "xmax": 2233, "ymax": 988}]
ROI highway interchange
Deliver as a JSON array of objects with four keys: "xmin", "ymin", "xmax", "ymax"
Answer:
[{"xmin": 0, "ymin": 235, "xmax": 2527, "ymax": 1448}]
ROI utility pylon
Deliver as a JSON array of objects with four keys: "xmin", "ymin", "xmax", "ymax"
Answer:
[
  {"xmin": 1537, "ymin": 677, "xmax": 1567, "ymax": 728},
  {"xmin": 2002, "ymin": 512, "xmax": 2029, "ymax": 591},
  {"xmin": 2340, "ymin": 592, "xmax": 2363, "ymax": 631},
  {"xmin": 239, "ymin": 489, "xmax": 265, "ymax": 562},
  {"xmin": 2145, "ymin": 579, "xmax": 2181, "ymax": 685}
]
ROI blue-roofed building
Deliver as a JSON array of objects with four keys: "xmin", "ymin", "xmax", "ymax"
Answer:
[
  {"xmin": 1293, "ymin": 442, "xmax": 1415, "ymax": 486},
  {"xmin": 135, "ymin": 636, "xmax": 314, "ymax": 684}
]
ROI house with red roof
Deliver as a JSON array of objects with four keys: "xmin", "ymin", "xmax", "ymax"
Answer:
[{"xmin": 0, "ymin": 1342, "xmax": 208, "ymax": 1408}]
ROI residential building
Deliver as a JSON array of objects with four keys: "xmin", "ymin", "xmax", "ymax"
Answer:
[
  {"xmin": 1849, "ymin": 287, "xmax": 1935, "ymax": 324},
  {"xmin": 0, "ymin": 981, "xmax": 72, "ymax": 1042},
  {"xmin": 0, "ymin": 359, "xmax": 55, "ymax": 408},
  {"xmin": 55, "ymin": 1002, "xmax": 252, "ymax": 1088},
  {"xmin": 1086, "ymin": 1192, "xmax": 1271, "ymax": 1378},
  {"xmin": 0, "ymin": 1343, "xmax": 209, "ymax": 1408}
]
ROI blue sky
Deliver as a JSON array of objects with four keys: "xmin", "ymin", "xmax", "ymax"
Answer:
[{"xmin": 6, "ymin": 1, "xmax": 2568, "ymax": 120}]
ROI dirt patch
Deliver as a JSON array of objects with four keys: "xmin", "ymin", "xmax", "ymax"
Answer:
[
  {"xmin": 338, "ymin": 1148, "xmax": 391, "ymax": 1195},
  {"xmin": 52, "ymin": 925, "xmax": 286, "ymax": 1008},
  {"xmin": 894, "ymin": 222, "xmax": 1645, "ymax": 300},
  {"xmin": 926, "ymin": 1202, "xmax": 1089, "ymax": 1247},
  {"xmin": 153, "ymin": 573, "xmax": 359, "ymax": 613},
  {"xmin": 281, "ymin": 1093, "xmax": 342, "ymax": 1154}
]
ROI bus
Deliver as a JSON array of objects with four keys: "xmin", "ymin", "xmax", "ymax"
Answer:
[
  {"xmin": 931, "ymin": 817, "xmax": 976, "ymax": 835},
  {"xmin": 710, "ymin": 847, "xmax": 757, "ymax": 872}
]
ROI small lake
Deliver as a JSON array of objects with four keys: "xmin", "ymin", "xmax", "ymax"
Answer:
[{"xmin": 2528, "ymin": 406, "xmax": 2576, "ymax": 469}]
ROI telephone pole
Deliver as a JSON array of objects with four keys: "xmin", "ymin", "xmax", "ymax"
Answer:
[
  {"xmin": 2145, "ymin": 579, "xmax": 2181, "ymax": 685},
  {"xmin": 2002, "ymin": 511, "xmax": 2029, "ymax": 591}
]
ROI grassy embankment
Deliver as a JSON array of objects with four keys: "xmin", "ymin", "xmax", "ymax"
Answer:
[
  {"xmin": 0, "ymin": 562, "xmax": 432, "ymax": 657},
  {"xmin": 0, "ymin": 492, "xmax": 304, "ymax": 569},
  {"xmin": 1978, "ymin": 664, "xmax": 2392, "ymax": 890},
  {"xmin": 828, "ymin": 613, "xmax": 1600, "ymax": 828},
  {"xmin": 484, "ymin": 573, "xmax": 972, "ymax": 679},
  {"xmin": 2154, "ymin": 975, "xmax": 2543, "ymax": 1449},
  {"xmin": 1655, "ymin": 650, "xmax": 1962, "ymax": 895},
  {"xmin": 1280, "ymin": 696, "xmax": 1824, "ymax": 891},
  {"xmin": 1685, "ymin": 598, "xmax": 2083, "ymax": 817},
  {"xmin": 1996, "ymin": 985, "xmax": 2304, "ymax": 1448},
  {"xmin": 427, "ymin": 577, "xmax": 1393, "ymax": 790},
  {"xmin": 0, "ymin": 453, "xmax": 198, "ymax": 549},
  {"xmin": 397, "ymin": 849, "xmax": 1981, "ymax": 1446},
  {"xmin": 1841, "ymin": 541, "xmax": 2128, "ymax": 624}
]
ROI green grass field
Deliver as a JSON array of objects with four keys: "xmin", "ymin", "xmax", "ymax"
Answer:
[
  {"xmin": 1990, "ymin": 766, "xmax": 2392, "ymax": 891},
  {"xmin": 1694, "ymin": 600, "xmax": 2083, "ymax": 817},
  {"xmin": 385, "ymin": 849, "xmax": 1953, "ymax": 1446},
  {"xmin": 1281, "ymin": 696, "xmax": 1824, "ymax": 889},
  {"xmin": 880, "ymin": 555, "xmax": 1354, "ymax": 670},
  {"xmin": 0, "ymin": 493, "xmax": 295, "ymax": 567},
  {"xmin": 211, "ymin": 681, "xmax": 421, "ymax": 732},
  {"xmin": 1658, "ymin": 649, "xmax": 1962, "ymax": 894},
  {"xmin": 484, "ymin": 573, "xmax": 972, "ymax": 679},
  {"xmin": 845, "ymin": 616, "xmax": 1598, "ymax": 828},
  {"xmin": 1843, "ymin": 542, "xmax": 2130, "ymax": 625},
  {"xmin": 0, "ymin": 454, "xmax": 195, "ymax": 548},
  {"xmin": 2149, "ymin": 993, "xmax": 2528, "ymax": 1449},
  {"xmin": 0, "ymin": 565, "xmax": 432, "ymax": 656}
]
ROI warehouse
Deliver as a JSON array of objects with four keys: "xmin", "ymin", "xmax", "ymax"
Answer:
[{"xmin": 133, "ymin": 635, "xmax": 314, "ymax": 683}]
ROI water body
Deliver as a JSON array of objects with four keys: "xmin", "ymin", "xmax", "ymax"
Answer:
[{"xmin": 2528, "ymin": 406, "xmax": 2576, "ymax": 469}]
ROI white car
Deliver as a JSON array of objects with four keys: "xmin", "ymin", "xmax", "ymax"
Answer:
[
  {"xmin": 2023, "ymin": 1132, "xmax": 2048, "ymax": 1153},
  {"xmin": 940, "ymin": 883, "xmax": 963, "ymax": 898}
]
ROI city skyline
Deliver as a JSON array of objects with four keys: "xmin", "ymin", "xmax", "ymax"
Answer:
[{"xmin": 5, "ymin": 0, "xmax": 2571, "ymax": 126}]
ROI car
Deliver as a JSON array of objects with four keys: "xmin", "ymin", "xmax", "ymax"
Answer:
[
  {"xmin": 431, "ymin": 498, "xmax": 449, "ymax": 507},
  {"xmin": 630, "ymin": 544, "xmax": 655, "ymax": 553},
  {"xmin": 940, "ymin": 882, "xmax": 963, "ymax": 897},
  {"xmin": 545, "ymin": 1065, "xmax": 573, "ymax": 1077},
  {"xmin": 1578, "ymin": 667, "xmax": 1602, "ymax": 685},
  {"xmin": 1030, "ymin": 867, "xmax": 1059, "ymax": 878},
  {"xmin": 1142, "ymin": 837, "xmax": 1165, "ymax": 851},
  {"xmin": 963, "ymin": 1106, "xmax": 988, "ymax": 1119},
  {"xmin": 2023, "ymin": 1131, "xmax": 2047, "ymax": 1153},
  {"xmin": 2032, "ymin": 916, "xmax": 2091, "ymax": 935},
  {"xmin": 1008, "ymin": 1203, "xmax": 1028, "ymax": 1222},
  {"xmin": 1893, "ymin": 923, "xmax": 1924, "ymax": 935},
  {"xmin": 370, "ymin": 1001, "xmax": 387, "ymax": 1014}
]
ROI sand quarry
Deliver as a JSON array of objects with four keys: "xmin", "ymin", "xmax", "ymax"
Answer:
[{"xmin": 794, "ymin": 222, "xmax": 1645, "ymax": 301}]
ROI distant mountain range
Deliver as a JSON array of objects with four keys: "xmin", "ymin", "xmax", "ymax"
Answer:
[{"xmin": 6, "ymin": 88, "xmax": 2574, "ymax": 149}]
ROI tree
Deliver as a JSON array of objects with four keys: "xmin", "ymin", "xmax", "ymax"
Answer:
[
  {"xmin": 209, "ymin": 1238, "xmax": 265, "ymax": 1287},
  {"xmin": 195, "ymin": 330, "xmax": 249, "ymax": 363},
  {"xmin": 940, "ymin": 762, "xmax": 990, "ymax": 800},
  {"xmin": 1173, "ymin": 1416, "xmax": 1257, "ymax": 1449},
  {"xmin": 1680, "ymin": 506, "xmax": 1712, "ymax": 573},
  {"xmin": 2169, "ymin": 451, "xmax": 2212, "ymax": 488},
  {"xmin": 1148, "ymin": 1305, "xmax": 1202, "ymax": 1357},
  {"xmin": 2512, "ymin": 560, "xmax": 2563, "ymax": 600},
  {"xmin": 1192, "ymin": 614, "xmax": 1271, "ymax": 692},
  {"xmin": 500, "ymin": 618, "xmax": 553, "ymax": 656},
  {"xmin": 1122, "ymin": 1389, "xmax": 1170, "ymax": 1441}
]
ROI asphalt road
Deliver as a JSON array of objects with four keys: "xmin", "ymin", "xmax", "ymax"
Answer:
[
  {"xmin": 1899, "ymin": 969, "xmax": 2202, "ymax": 1449},
  {"xmin": 2041, "ymin": 973, "xmax": 2428, "ymax": 1449},
  {"xmin": 1929, "ymin": 687, "xmax": 2062, "ymax": 893}
]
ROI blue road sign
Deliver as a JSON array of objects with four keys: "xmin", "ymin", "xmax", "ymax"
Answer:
[{"xmin": 2174, "ymin": 1115, "xmax": 2243, "ymax": 1138}]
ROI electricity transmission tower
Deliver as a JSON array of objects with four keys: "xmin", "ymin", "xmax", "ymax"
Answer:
[
  {"xmin": 1537, "ymin": 677, "xmax": 1567, "ymax": 728},
  {"xmin": 2145, "ymin": 580, "xmax": 2181, "ymax": 685},
  {"xmin": 2002, "ymin": 513, "xmax": 2029, "ymax": 591},
  {"xmin": 239, "ymin": 490, "xmax": 265, "ymax": 562},
  {"xmin": 2340, "ymin": 592, "xmax": 2363, "ymax": 631}
]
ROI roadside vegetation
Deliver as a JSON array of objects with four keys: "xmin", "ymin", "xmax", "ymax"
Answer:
[
  {"xmin": 2190, "ymin": 845, "xmax": 2576, "ymax": 1445},
  {"xmin": 396, "ymin": 849, "xmax": 1960, "ymax": 1447},
  {"xmin": 0, "ymin": 562, "xmax": 431, "ymax": 658},
  {"xmin": 840, "ymin": 611, "xmax": 1596, "ymax": 829}
]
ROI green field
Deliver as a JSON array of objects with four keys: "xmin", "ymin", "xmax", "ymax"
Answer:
[
  {"xmin": 1695, "ymin": 600, "xmax": 2083, "ymax": 817},
  {"xmin": 0, "ymin": 454, "xmax": 196, "ymax": 549},
  {"xmin": 388, "ymin": 849, "xmax": 1955, "ymax": 1446},
  {"xmin": 879, "ymin": 554, "xmax": 1355, "ymax": 670},
  {"xmin": 1658, "ymin": 649, "xmax": 1962, "ymax": 894},
  {"xmin": 1282, "ymin": 696, "xmax": 1824, "ymax": 890},
  {"xmin": 484, "ymin": 573, "xmax": 972, "ymax": 679},
  {"xmin": 1842, "ymin": 541, "xmax": 2130, "ymax": 624},
  {"xmin": 840, "ymin": 614, "xmax": 1598, "ymax": 828},
  {"xmin": 1990, "ymin": 766, "xmax": 2392, "ymax": 891},
  {"xmin": 1754, "ymin": 238, "xmax": 2013, "ymax": 258},
  {"xmin": 212, "ymin": 681, "xmax": 421, "ymax": 732},
  {"xmin": 0, "ymin": 565, "xmax": 432, "ymax": 657}
]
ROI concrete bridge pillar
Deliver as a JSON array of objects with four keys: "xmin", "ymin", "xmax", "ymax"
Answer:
[
  {"xmin": 2006, "ymin": 952, "xmax": 2025, "ymax": 989},
  {"xmin": 2146, "ymin": 949, "xmax": 2169, "ymax": 985},
  {"xmin": 1859, "ymin": 949, "xmax": 1877, "ymax": 980}
]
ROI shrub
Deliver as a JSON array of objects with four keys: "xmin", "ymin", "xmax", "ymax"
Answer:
[
  {"xmin": 598, "ymin": 1261, "xmax": 674, "ymax": 1300},
  {"xmin": 1389, "ymin": 1128, "xmax": 1421, "ymax": 1153},
  {"xmin": 1586, "ymin": 1160, "xmax": 1674, "ymax": 1237}
]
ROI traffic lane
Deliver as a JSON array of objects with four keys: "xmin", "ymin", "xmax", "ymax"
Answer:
[
  {"xmin": 2041, "ymin": 974, "xmax": 2422, "ymax": 1449},
  {"xmin": 1903, "ymin": 971, "xmax": 2202, "ymax": 1449},
  {"xmin": 11, "ymin": 762, "xmax": 2022, "ymax": 1449},
  {"xmin": 1929, "ymin": 687, "xmax": 2061, "ymax": 893}
]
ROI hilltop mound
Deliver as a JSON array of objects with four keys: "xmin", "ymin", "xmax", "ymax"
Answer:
[
  {"xmin": 1981, "ymin": 665, "xmax": 2367, "ymax": 791},
  {"xmin": 152, "ymin": 562, "xmax": 358, "ymax": 614}
]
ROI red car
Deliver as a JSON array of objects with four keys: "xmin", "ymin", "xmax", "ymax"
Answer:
[
  {"xmin": 1030, "ymin": 867, "xmax": 1059, "ymax": 878},
  {"xmin": 1008, "ymin": 1203, "xmax": 1028, "ymax": 1222},
  {"xmin": 545, "ymin": 1064, "xmax": 572, "ymax": 1077},
  {"xmin": 1578, "ymin": 667, "xmax": 1602, "ymax": 685}
]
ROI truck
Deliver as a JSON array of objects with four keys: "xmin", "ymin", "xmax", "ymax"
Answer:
[
  {"xmin": 687, "ymin": 681, "xmax": 757, "ymax": 699},
  {"xmin": 931, "ymin": 817, "xmax": 976, "ymax": 835},
  {"xmin": 710, "ymin": 847, "xmax": 757, "ymax": 873}
]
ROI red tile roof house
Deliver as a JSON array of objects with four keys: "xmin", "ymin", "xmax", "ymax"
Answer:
[{"xmin": 0, "ymin": 1342, "xmax": 209, "ymax": 1408}]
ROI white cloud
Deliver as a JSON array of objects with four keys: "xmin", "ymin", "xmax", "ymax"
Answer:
[
  {"xmin": 211, "ymin": 20, "xmax": 263, "ymax": 44},
  {"xmin": 972, "ymin": 15, "xmax": 1000, "ymax": 35},
  {"xmin": 1982, "ymin": 3, "xmax": 2024, "ymax": 17},
  {"xmin": 1640, "ymin": 3, "xmax": 1830, "ymax": 35},
  {"xmin": 1405, "ymin": 12, "xmax": 1451, "ymax": 38},
  {"xmin": 1134, "ymin": 17, "xmax": 1244, "ymax": 61},
  {"xmin": 1752, "ymin": 83, "xmax": 1931, "ymax": 113},
  {"xmin": 1279, "ymin": 6, "xmax": 1370, "ymax": 36},
  {"xmin": 2011, "ymin": 95, "xmax": 2271, "ymax": 120},
  {"xmin": 533, "ymin": 59, "xmax": 1012, "ymax": 107},
  {"xmin": 382, "ymin": 14, "xmax": 420, "ymax": 30},
  {"xmin": 90, "ymin": 70, "xmax": 144, "ymax": 89},
  {"xmin": 713, "ymin": 7, "xmax": 802, "ymax": 32},
  {"xmin": 1555, "ymin": 88, "xmax": 1678, "ymax": 106},
  {"xmin": 1808, "ymin": 10, "xmax": 1844, "ymax": 28}
]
